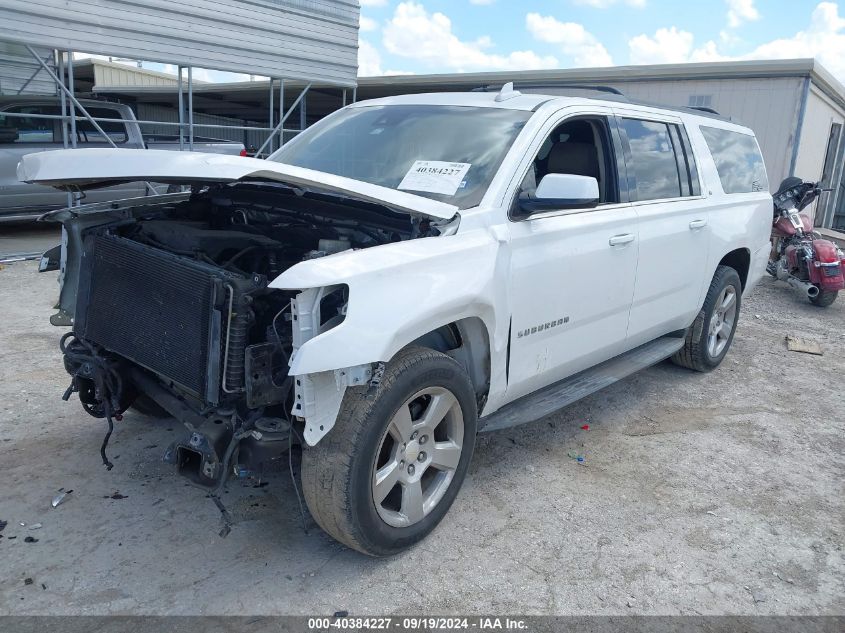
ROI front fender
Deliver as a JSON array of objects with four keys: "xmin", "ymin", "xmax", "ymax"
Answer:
[{"xmin": 271, "ymin": 230, "xmax": 503, "ymax": 375}]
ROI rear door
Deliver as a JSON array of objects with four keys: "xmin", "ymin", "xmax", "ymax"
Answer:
[{"xmin": 613, "ymin": 111, "xmax": 711, "ymax": 346}]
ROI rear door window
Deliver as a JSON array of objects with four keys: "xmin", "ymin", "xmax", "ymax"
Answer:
[
  {"xmin": 0, "ymin": 105, "xmax": 61, "ymax": 143},
  {"xmin": 620, "ymin": 118, "xmax": 698, "ymax": 201},
  {"xmin": 700, "ymin": 126, "xmax": 768, "ymax": 193},
  {"xmin": 75, "ymin": 107, "xmax": 128, "ymax": 144}
]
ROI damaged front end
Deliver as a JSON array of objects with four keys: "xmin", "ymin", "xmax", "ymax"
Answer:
[{"xmin": 49, "ymin": 180, "xmax": 453, "ymax": 495}]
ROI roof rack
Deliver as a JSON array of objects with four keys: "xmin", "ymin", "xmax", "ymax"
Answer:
[
  {"xmin": 688, "ymin": 105, "xmax": 722, "ymax": 115},
  {"xmin": 474, "ymin": 83, "xmax": 625, "ymax": 97}
]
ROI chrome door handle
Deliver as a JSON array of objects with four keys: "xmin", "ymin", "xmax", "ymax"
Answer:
[
  {"xmin": 689, "ymin": 219, "xmax": 708, "ymax": 230},
  {"xmin": 609, "ymin": 233, "xmax": 635, "ymax": 246}
]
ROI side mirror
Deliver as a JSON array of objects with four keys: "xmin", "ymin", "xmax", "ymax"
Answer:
[{"xmin": 517, "ymin": 173, "xmax": 599, "ymax": 216}]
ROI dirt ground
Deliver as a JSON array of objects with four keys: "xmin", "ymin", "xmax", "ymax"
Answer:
[{"xmin": 0, "ymin": 253, "xmax": 843, "ymax": 616}]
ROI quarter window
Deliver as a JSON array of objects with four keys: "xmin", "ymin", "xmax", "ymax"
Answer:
[
  {"xmin": 621, "ymin": 118, "xmax": 697, "ymax": 201},
  {"xmin": 700, "ymin": 126, "xmax": 768, "ymax": 194}
]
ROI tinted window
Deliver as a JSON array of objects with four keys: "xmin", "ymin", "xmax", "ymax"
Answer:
[
  {"xmin": 621, "ymin": 118, "xmax": 683, "ymax": 200},
  {"xmin": 75, "ymin": 107, "xmax": 128, "ymax": 144},
  {"xmin": 700, "ymin": 126, "xmax": 768, "ymax": 194},
  {"xmin": 269, "ymin": 105, "xmax": 531, "ymax": 209},
  {"xmin": 0, "ymin": 105, "xmax": 60, "ymax": 143}
]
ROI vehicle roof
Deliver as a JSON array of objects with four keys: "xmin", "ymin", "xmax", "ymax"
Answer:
[
  {"xmin": 348, "ymin": 91, "xmax": 554, "ymax": 111},
  {"xmin": 348, "ymin": 90, "xmax": 755, "ymax": 134}
]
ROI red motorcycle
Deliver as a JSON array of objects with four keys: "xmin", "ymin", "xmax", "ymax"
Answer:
[{"xmin": 767, "ymin": 177, "xmax": 845, "ymax": 307}]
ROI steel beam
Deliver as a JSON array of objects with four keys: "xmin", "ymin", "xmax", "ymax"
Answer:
[{"xmin": 255, "ymin": 82, "xmax": 310, "ymax": 157}]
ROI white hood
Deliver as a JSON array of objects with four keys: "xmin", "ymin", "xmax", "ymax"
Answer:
[{"xmin": 17, "ymin": 148, "xmax": 459, "ymax": 220}]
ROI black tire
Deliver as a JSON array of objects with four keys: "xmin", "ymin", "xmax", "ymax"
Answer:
[
  {"xmin": 130, "ymin": 394, "xmax": 171, "ymax": 418},
  {"xmin": 301, "ymin": 346, "xmax": 477, "ymax": 556},
  {"xmin": 810, "ymin": 290, "xmax": 838, "ymax": 307},
  {"xmin": 672, "ymin": 265, "xmax": 742, "ymax": 372}
]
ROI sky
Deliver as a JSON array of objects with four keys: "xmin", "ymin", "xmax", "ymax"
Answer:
[{"xmin": 356, "ymin": 0, "xmax": 845, "ymax": 82}]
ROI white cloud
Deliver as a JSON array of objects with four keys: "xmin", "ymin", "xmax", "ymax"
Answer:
[
  {"xmin": 358, "ymin": 39, "xmax": 384, "ymax": 76},
  {"xmin": 382, "ymin": 2, "xmax": 558, "ymax": 71},
  {"xmin": 573, "ymin": 0, "xmax": 646, "ymax": 7},
  {"xmin": 625, "ymin": 2, "xmax": 845, "ymax": 83},
  {"xmin": 359, "ymin": 0, "xmax": 388, "ymax": 6},
  {"xmin": 526, "ymin": 13, "xmax": 613, "ymax": 67},
  {"xmin": 469, "ymin": 0, "xmax": 496, "ymax": 4},
  {"xmin": 745, "ymin": 2, "xmax": 845, "ymax": 79},
  {"xmin": 726, "ymin": 0, "xmax": 760, "ymax": 28},
  {"xmin": 628, "ymin": 26, "xmax": 695, "ymax": 64},
  {"xmin": 360, "ymin": 16, "xmax": 378, "ymax": 31}
]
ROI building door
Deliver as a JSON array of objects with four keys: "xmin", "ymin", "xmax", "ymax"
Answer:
[{"xmin": 816, "ymin": 122, "xmax": 843, "ymax": 228}]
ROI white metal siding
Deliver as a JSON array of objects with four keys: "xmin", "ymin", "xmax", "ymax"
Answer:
[
  {"xmin": 0, "ymin": 42, "xmax": 56, "ymax": 95},
  {"xmin": 0, "ymin": 0, "xmax": 359, "ymax": 86},
  {"xmin": 793, "ymin": 86, "xmax": 845, "ymax": 181}
]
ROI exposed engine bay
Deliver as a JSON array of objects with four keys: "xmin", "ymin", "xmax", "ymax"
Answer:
[{"xmin": 57, "ymin": 181, "xmax": 447, "ymax": 499}]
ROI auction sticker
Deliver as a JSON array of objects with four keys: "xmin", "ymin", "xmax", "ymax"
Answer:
[{"xmin": 398, "ymin": 160, "xmax": 471, "ymax": 196}]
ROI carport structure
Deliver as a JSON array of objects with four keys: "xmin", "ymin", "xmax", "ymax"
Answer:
[{"xmin": 0, "ymin": 0, "xmax": 359, "ymax": 163}]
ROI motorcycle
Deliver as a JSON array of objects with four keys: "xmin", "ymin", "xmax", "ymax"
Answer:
[{"xmin": 767, "ymin": 177, "xmax": 845, "ymax": 307}]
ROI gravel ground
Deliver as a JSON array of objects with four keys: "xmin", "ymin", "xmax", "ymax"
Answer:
[{"xmin": 0, "ymin": 259, "xmax": 843, "ymax": 616}]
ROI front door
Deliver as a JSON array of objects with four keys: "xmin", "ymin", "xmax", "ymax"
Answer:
[{"xmin": 505, "ymin": 110, "xmax": 639, "ymax": 402}]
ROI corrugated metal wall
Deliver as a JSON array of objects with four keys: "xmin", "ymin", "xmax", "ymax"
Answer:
[
  {"xmin": 0, "ymin": 0, "xmax": 359, "ymax": 85},
  {"xmin": 0, "ymin": 42, "xmax": 56, "ymax": 95}
]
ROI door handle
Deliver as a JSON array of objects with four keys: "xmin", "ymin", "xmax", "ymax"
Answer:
[
  {"xmin": 689, "ymin": 219, "xmax": 708, "ymax": 230},
  {"xmin": 609, "ymin": 233, "xmax": 635, "ymax": 246}
]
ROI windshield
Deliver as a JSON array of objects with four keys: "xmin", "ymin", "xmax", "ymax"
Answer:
[{"xmin": 268, "ymin": 105, "xmax": 531, "ymax": 209}]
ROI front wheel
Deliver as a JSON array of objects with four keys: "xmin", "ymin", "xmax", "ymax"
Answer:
[
  {"xmin": 672, "ymin": 265, "xmax": 742, "ymax": 372},
  {"xmin": 301, "ymin": 346, "xmax": 477, "ymax": 556},
  {"xmin": 810, "ymin": 290, "xmax": 838, "ymax": 307}
]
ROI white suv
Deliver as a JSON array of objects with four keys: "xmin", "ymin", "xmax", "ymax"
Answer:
[{"xmin": 21, "ymin": 84, "xmax": 772, "ymax": 556}]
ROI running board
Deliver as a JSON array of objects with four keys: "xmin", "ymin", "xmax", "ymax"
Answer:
[{"xmin": 480, "ymin": 335, "xmax": 685, "ymax": 433}]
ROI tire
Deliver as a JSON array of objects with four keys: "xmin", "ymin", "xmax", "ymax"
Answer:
[
  {"xmin": 810, "ymin": 290, "xmax": 838, "ymax": 307},
  {"xmin": 301, "ymin": 346, "xmax": 477, "ymax": 556},
  {"xmin": 672, "ymin": 265, "xmax": 742, "ymax": 372},
  {"xmin": 130, "ymin": 394, "xmax": 171, "ymax": 418}
]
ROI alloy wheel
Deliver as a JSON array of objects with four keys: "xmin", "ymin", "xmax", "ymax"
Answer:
[
  {"xmin": 707, "ymin": 284, "xmax": 738, "ymax": 358},
  {"xmin": 372, "ymin": 387, "xmax": 464, "ymax": 528}
]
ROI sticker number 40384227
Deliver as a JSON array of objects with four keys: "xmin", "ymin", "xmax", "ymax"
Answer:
[{"xmin": 398, "ymin": 160, "xmax": 472, "ymax": 196}]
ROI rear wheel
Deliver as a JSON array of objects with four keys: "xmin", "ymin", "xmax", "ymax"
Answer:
[
  {"xmin": 672, "ymin": 265, "xmax": 742, "ymax": 372},
  {"xmin": 301, "ymin": 346, "xmax": 477, "ymax": 556},
  {"xmin": 810, "ymin": 290, "xmax": 838, "ymax": 307}
]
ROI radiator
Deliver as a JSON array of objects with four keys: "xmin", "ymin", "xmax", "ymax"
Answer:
[{"xmin": 75, "ymin": 234, "xmax": 223, "ymax": 402}]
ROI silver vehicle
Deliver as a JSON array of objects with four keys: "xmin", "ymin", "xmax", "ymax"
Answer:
[{"xmin": 0, "ymin": 96, "xmax": 245, "ymax": 221}]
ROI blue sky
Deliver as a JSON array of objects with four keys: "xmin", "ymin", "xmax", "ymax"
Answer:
[{"xmin": 357, "ymin": 1, "xmax": 845, "ymax": 81}]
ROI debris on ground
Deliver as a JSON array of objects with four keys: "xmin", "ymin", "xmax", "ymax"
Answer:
[
  {"xmin": 580, "ymin": 424, "xmax": 590, "ymax": 431},
  {"xmin": 23, "ymin": 536, "xmax": 38, "ymax": 543},
  {"xmin": 23, "ymin": 578, "xmax": 33, "ymax": 586},
  {"xmin": 51, "ymin": 489, "xmax": 72, "ymax": 508},
  {"xmin": 29, "ymin": 523, "xmax": 42, "ymax": 530},
  {"xmin": 785, "ymin": 335, "xmax": 823, "ymax": 355},
  {"xmin": 107, "ymin": 492, "xmax": 128, "ymax": 500},
  {"xmin": 567, "ymin": 451, "xmax": 586, "ymax": 464},
  {"xmin": 334, "ymin": 611, "xmax": 349, "ymax": 617},
  {"xmin": 0, "ymin": 520, "xmax": 6, "ymax": 533}
]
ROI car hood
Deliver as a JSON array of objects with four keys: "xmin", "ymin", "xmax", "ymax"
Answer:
[{"xmin": 16, "ymin": 148, "xmax": 459, "ymax": 220}]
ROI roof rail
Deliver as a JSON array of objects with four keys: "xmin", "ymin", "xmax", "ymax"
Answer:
[
  {"xmin": 688, "ymin": 105, "xmax": 721, "ymax": 115},
  {"xmin": 473, "ymin": 83, "xmax": 624, "ymax": 96}
]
